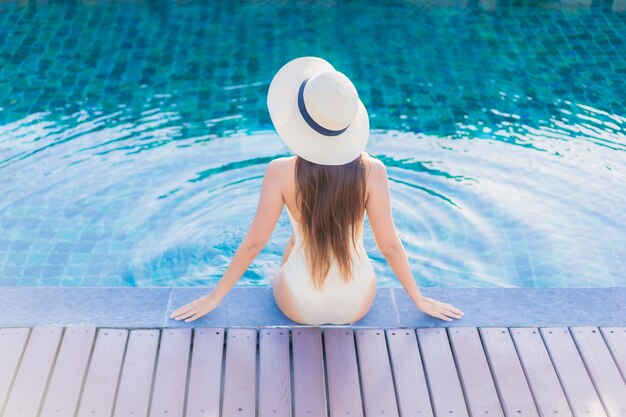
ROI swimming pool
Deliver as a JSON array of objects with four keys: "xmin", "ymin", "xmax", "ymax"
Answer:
[{"xmin": 0, "ymin": 0, "xmax": 624, "ymax": 288}]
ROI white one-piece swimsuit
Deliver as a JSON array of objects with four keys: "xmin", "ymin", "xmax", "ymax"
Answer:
[{"xmin": 280, "ymin": 206, "xmax": 377, "ymax": 325}]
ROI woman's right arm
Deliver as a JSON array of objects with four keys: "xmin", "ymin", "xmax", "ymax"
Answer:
[{"xmin": 365, "ymin": 158, "xmax": 464, "ymax": 322}]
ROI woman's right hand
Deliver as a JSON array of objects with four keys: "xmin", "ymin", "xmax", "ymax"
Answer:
[
  {"xmin": 169, "ymin": 292, "xmax": 223, "ymax": 323},
  {"xmin": 415, "ymin": 295, "xmax": 464, "ymax": 322}
]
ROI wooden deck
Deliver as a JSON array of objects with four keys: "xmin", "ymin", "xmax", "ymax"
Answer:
[{"xmin": 1, "ymin": 326, "xmax": 625, "ymax": 417}]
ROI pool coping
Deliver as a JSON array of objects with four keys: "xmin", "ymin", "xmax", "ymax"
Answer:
[{"xmin": 1, "ymin": 286, "xmax": 625, "ymax": 328}]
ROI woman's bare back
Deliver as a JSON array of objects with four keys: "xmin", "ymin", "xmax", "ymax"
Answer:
[{"xmin": 279, "ymin": 153, "xmax": 375, "ymax": 225}]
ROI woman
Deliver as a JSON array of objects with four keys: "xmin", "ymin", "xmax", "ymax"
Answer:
[{"xmin": 170, "ymin": 57, "xmax": 464, "ymax": 325}]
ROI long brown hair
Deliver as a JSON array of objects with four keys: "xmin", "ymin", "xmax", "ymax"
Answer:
[{"xmin": 294, "ymin": 151, "xmax": 368, "ymax": 291}]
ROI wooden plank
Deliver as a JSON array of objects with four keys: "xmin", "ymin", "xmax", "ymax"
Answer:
[
  {"xmin": 149, "ymin": 328, "xmax": 192, "ymax": 417},
  {"xmin": 600, "ymin": 327, "xmax": 626, "ymax": 382},
  {"xmin": 292, "ymin": 327, "xmax": 327, "ymax": 417},
  {"xmin": 324, "ymin": 328, "xmax": 363, "ymax": 417},
  {"xmin": 76, "ymin": 328, "xmax": 128, "ymax": 417},
  {"xmin": 509, "ymin": 327, "xmax": 573, "ymax": 417},
  {"xmin": 0, "ymin": 328, "xmax": 30, "ymax": 416},
  {"xmin": 222, "ymin": 328, "xmax": 257, "ymax": 417},
  {"xmin": 186, "ymin": 327, "xmax": 225, "ymax": 417},
  {"xmin": 259, "ymin": 328, "xmax": 292, "ymax": 417},
  {"xmin": 386, "ymin": 329, "xmax": 434, "ymax": 417},
  {"xmin": 39, "ymin": 326, "xmax": 97, "ymax": 417},
  {"xmin": 112, "ymin": 329, "xmax": 160, "ymax": 417},
  {"xmin": 571, "ymin": 326, "xmax": 626, "ymax": 417},
  {"xmin": 417, "ymin": 328, "xmax": 469, "ymax": 417},
  {"xmin": 3, "ymin": 325, "xmax": 63, "ymax": 417},
  {"xmin": 540, "ymin": 327, "xmax": 607, "ymax": 417},
  {"xmin": 354, "ymin": 329, "xmax": 399, "ymax": 417},
  {"xmin": 448, "ymin": 327, "xmax": 504, "ymax": 417}
]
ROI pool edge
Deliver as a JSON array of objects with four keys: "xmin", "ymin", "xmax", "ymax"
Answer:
[{"xmin": 1, "ymin": 286, "xmax": 624, "ymax": 328}]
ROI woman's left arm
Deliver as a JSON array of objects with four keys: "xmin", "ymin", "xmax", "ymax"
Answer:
[{"xmin": 170, "ymin": 160, "xmax": 285, "ymax": 322}]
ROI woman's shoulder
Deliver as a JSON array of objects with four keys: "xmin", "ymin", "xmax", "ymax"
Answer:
[
  {"xmin": 266, "ymin": 156, "xmax": 296, "ymax": 175},
  {"xmin": 362, "ymin": 152, "xmax": 385, "ymax": 181},
  {"xmin": 362, "ymin": 151, "xmax": 382, "ymax": 165},
  {"xmin": 270, "ymin": 155, "xmax": 297, "ymax": 167}
]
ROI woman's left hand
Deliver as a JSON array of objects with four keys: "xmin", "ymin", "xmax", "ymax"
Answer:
[{"xmin": 169, "ymin": 292, "xmax": 222, "ymax": 322}]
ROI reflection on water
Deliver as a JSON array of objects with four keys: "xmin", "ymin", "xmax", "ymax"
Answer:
[{"xmin": 0, "ymin": 1, "xmax": 625, "ymax": 287}]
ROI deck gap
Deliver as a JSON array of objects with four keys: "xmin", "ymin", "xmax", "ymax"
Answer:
[
  {"xmin": 352, "ymin": 328, "xmax": 367, "ymax": 416},
  {"xmin": 255, "ymin": 328, "xmax": 260, "ymax": 417},
  {"xmin": 219, "ymin": 327, "xmax": 228, "ymax": 416},
  {"xmin": 183, "ymin": 328, "xmax": 196, "ymax": 417},
  {"xmin": 322, "ymin": 329, "xmax": 331, "ymax": 417},
  {"xmin": 508, "ymin": 326, "xmax": 542, "ymax": 414},
  {"xmin": 0, "ymin": 327, "xmax": 32, "ymax": 417},
  {"xmin": 384, "ymin": 327, "xmax": 404, "ymax": 416},
  {"xmin": 37, "ymin": 326, "xmax": 65, "ymax": 417},
  {"xmin": 567, "ymin": 326, "xmax": 612, "ymax": 417},
  {"xmin": 446, "ymin": 326, "xmax": 475, "ymax": 415},
  {"xmin": 289, "ymin": 329, "xmax": 296, "ymax": 417},
  {"xmin": 145, "ymin": 328, "xmax": 163, "ymax": 417},
  {"xmin": 598, "ymin": 326, "xmax": 626, "ymax": 384},
  {"xmin": 414, "ymin": 327, "xmax": 438, "ymax": 414},
  {"xmin": 73, "ymin": 327, "xmax": 101, "ymax": 417},
  {"xmin": 109, "ymin": 327, "xmax": 130, "ymax": 417},
  {"xmin": 537, "ymin": 327, "xmax": 577, "ymax": 415},
  {"xmin": 476, "ymin": 326, "xmax": 508, "ymax": 411}
]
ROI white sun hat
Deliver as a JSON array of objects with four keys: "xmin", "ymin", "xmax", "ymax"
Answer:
[{"xmin": 267, "ymin": 56, "xmax": 370, "ymax": 166}]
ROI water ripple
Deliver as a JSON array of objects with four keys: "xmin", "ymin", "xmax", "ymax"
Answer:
[{"xmin": 0, "ymin": 103, "xmax": 624, "ymax": 287}]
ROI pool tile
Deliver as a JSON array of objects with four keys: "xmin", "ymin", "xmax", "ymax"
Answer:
[
  {"xmin": 0, "ymin": 287, "xmax": 624, "ymax": 329},
  {"xmin": 0, "ymin": 287, "xmax": 170, "ymax": 327},
  {"xmin": 610, "ymin": 287, "xmax": 626, "ymax": 321},
  {"xmin": 394, "ymin": 287, "xmax": 626, "ymax": 327}
]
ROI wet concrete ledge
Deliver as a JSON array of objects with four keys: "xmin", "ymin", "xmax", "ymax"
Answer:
[{"xmin": 0, "ymin": 286, "xmax": 624, "ymax": 329}]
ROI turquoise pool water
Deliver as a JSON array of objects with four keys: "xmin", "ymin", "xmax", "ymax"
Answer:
[{"xmin": 0, "ymin": 1, "xmax": 624, "ymax": 288}]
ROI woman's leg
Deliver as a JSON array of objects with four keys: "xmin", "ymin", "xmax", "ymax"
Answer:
[{"xmin": 272, "ymin": 266, "xmax": 307, "ymax": 324}]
